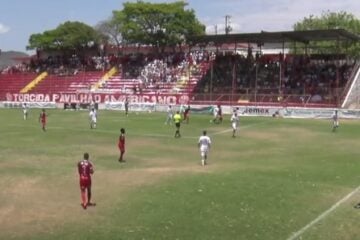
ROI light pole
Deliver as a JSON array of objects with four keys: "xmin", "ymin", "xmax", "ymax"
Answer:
[
  {"xmin": 210, "ymin": 61, "xmax": 213, "ymax": 102},
  {"xmin": 255, "ymin": 62, "xmax": 258, "ymax": 103},
  {"xmin": 279, "ymin": 61, "xmax": 282, "ymax": 94},
  {"xmin": 225, "ymin": 15, "xmax": 232, "ymax": 35}
]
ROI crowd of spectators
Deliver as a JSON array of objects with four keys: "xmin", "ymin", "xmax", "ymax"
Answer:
[
  {"xmin": 1, "ymin": 49, "xmax": 211, "ymax": 76},
  {"xmin": 0, "ymin": 54, "xmax": 115, "ymax": 75},
  {"xmin": 195, "ymin": 52, "xmax": 356, "ymax": 103},
  {"xmin": 0, "ymin": 63, "xmax": 30, "ymax": 74},
  {"xmin": 117, "ymin": 51, "xmax": 210, "ymax": 94},
  {"xmin": 2, "ymin": 47, "xmax": 356, "ymax": 105}
]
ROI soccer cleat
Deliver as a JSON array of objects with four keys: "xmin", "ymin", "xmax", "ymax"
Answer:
[
  {"xmin": 354, "ymin": 203, "xmax": 360, "ymax": 209},
  {"xmin": 81, "ymin": 203, "xmax": 87, "ymax": 209}
]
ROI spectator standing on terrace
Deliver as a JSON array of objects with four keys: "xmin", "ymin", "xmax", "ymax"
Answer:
[
  {"xmin": 164, "ymin": 105, "xmax": 173, "ymax": 125},
  {"xmin": 118, "ymin": 128, "xmax": 126, "ymax": 162},
  {"xmin": 89, "ymin": 108, "xmax": 97, "ymax": 129},
  {"xmin": 231, "ymin": 112, "xmax": 240, "ymax": 138},
  {"xmin": 22, "ymin": 102, "xmax": 29, "ymax": 120},
  {"xmin": 198, "ymin": 130, "xmax": 211, "ymax": 166},
  {"xmin": 173, "ymin": 111, "xmax": 182, "ymax": 138},
  {"xmin": 77, "ymin": 152, "xmax": 95, "ymax": 209},
  {"xmin": 332, "ymin": 110, "xmax": 339, "ymax": 132},
  {"xmin": 39, "ymin": 109, "xmax": 47, "ymax": 131}
]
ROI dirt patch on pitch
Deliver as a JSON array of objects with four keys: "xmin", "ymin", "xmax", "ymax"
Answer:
[
  {"xmin": 0, "ymin": 157, "xmax": 213, "ymax": 238},
  {"xmin": 0, "ymin": 177, "xmax": 60, "ymax": 236}
]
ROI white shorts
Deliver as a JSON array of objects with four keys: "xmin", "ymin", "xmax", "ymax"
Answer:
[
  {"xmin": 200, "ymin": 150, "xmax": 208, "ymax": 158},
  {"xmin": 232, "ymin": 122, "xmax": 237, "ymax": 130},
  {"xmin": 200, "ymin": 146, "xmax": 209, "ymax": 157}
]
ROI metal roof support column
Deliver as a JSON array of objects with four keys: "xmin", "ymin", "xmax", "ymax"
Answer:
[{"xmin": 336, "ymin": 37, "xmax": 341, "ymax": 107}]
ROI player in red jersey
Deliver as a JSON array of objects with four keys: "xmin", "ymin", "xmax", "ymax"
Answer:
[
  {"xmin": 77, "ymin": 152, "xmax": 95, "ymax": 209},
  {"xmin": 118, "ymin": 128, "xmax": 126, "ymax": 162},
  {"xmin": 39, "ymin": 109, "xmax": 47, "ymax": 131}
]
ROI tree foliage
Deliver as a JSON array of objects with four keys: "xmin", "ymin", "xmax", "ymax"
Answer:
[
  {"xmin": 113, "ymin": 1, "xmax": 205, "ymax": 49},
  {"xmin": 293, "ymin": 11, "xmax": 360, "ymax": 57},
  {"xmin": 27, "ymin": 21, "xmax": 101, "ymax": 53},
  {"xmin": 95, "ymin": 15, "xmax": 123, "ymax": 49}
]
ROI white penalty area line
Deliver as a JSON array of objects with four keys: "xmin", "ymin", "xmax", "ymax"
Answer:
[{"xmin": 286, "ymin": 185, "xmax": 360, "ymax": 240}]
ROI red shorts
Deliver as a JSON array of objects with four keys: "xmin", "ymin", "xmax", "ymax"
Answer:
[
  {"xmin": 79, "ymin": 176, "xmax": 91, "ymax": 189},
  {"xmin": 118, "ymin": 144, "xmax": 125, "ymax": 153}
]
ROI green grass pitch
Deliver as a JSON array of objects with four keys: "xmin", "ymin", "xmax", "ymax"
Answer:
[{"xmin": 1, "ymin": 108, "xmax": 360, "ymax": 240}]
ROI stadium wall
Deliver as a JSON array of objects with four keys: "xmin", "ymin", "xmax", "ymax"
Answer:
[
  {"xmin": 4, "ymin": 92, "xmax": 190, "ymax": 105},
  {"xmin": 2, "ymin": 101, "xmax": 360, "ymax": 119}
]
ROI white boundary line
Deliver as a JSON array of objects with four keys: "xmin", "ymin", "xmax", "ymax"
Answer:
[{"xmin": 286, "ymin": 185, "xmax": 360, "ymax": 240}]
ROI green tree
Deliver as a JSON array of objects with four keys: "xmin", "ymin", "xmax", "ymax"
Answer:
[
  {"xmin": 27, "ymin": 21, "xmax": 101, "ymax": 53},
  {"xmin": 293, "ymin": 11, "xmax": 360, "ymax": 57},
  {"xmin": 96, "ymin": 15, "xmax": 123, "ymax": 53},
  {"xmin": 113, "ymin": 1, "xmax": 205, "ymax": 51}
]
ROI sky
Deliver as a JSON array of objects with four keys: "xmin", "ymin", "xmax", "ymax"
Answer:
[{"xmin": 0, "ymin": 0, "xmax": 359, "ymax": 54}]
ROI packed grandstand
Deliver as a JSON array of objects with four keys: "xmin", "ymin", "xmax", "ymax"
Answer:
[{"xmin": 1, "ymin": 30, "xmax": 360, "ymax": 110}]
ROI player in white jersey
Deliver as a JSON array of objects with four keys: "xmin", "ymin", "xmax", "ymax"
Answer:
[
  {"xmin": 22, "ymin": 102, "xmax": 29, "ymax": 120},
  {"xmin": 231, "ymin": 112, "xmax": 239, "ymax": 137},
  {"xmin": 89, "ymin": 108, "xmax": 97, "ymax": 129},
  {"xmin": 198, "ymin": 130, "xmax": 211, "ymax": 166},
  {"xmin": 179, "ymin": 104, "xmax": 185, "ymax": 115},
  {"xmin": 164, "ymin": 105, "xmax": 173, "ymax": 125},
  {"xmin": 211, "ymin": 105, "xmax": 219, "ymax": 123},
  {"xmin": 332, "ymin": 110, "xmax": 339, "ymax": 132}
]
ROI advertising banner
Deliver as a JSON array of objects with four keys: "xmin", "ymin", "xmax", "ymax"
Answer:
[
  {"xmin": 5, "ymin": 92, "xmax": 190, "ymax": 104},
  {"xmin": 104, "ymin": 102, "xmax": 156, "ymax": 112},
  {"xmin": 2, "ymin": 101, "xmax": 57, "ymax": 109}
]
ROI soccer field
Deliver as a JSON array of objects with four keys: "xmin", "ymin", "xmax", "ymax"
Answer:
[{"xmin": 1, "ymin": 108, "xmax": 360, "ymax": 240}]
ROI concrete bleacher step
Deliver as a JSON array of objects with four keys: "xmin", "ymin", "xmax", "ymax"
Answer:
[
  {"xmin": 27, "ymin": 71, "xmax": 104, "ymax": 94},
  {"xmin": 90, "ymin": 67, "xmax": 117, "ymax": 91},
  {"xmin": 20, "ymin": 72, "xmax": 48, "ymax": 93}
]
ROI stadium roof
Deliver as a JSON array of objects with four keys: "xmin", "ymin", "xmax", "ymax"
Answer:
[{"xmin": 188, "ymin": 29, "xmax": 360, "ymax": 45}]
